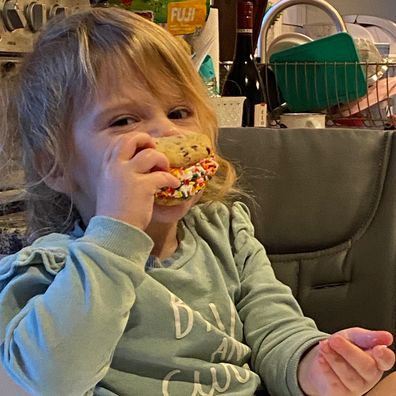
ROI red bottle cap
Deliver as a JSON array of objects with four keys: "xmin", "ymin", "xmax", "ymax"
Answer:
[{"xmin": 237, "ymin": 0, "xmax": 253, "ymax": 30}]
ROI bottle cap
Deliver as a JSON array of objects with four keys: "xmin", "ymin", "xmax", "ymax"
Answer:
[{"xmin": 237, "ymin": 0, "xmax": 253, "ymax": 30}]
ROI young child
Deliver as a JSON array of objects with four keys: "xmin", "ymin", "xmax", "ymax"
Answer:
[{"xmin": 0, "ymin": 7, "xmax": 394, "ymax": 396}]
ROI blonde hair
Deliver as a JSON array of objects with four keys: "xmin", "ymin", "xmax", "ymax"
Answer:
[{"xmin": 8, "ymin": 7, "xmax": 238, "ymax": 241}]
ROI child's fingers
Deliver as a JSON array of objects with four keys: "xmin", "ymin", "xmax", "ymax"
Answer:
[
  {"xmin": 319, "ymin": 339, "xmax": 369, "ymax": 393},
  {"xmin": 327, "ymin": 335, "xmax": 383, "ymax": 381},
  {"xmin": 106, "ymin": 133, "xmax": 156, "ymax": 163},
  {"xmin": 339, "ymin": 328, "xmax": 394, "ymax": 350},
  {"xmin": 149, "ymin": 171, "xmax": 180, "ymax": 192},
  {"xmin": 315, "ymin": 351, "xmax": 352, "ymax": 395},
  {"xmin": 330, "ymin": 331, "xmax": 395, "ymax": 372},
  {"xmin": 370, "ymin": 345, "xmax": 396, "ymax": 371},
  {"xmin": 131, "ymin": 148, "xmax": 170, "ymax": 173}
]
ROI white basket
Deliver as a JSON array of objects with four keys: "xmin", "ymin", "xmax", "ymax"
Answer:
[{"xmin": 211, "ymin": 96, "xmax": 245, "ymax": 127}]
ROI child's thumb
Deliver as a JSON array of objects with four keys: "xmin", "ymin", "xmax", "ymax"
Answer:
[{"xmin": 337, "ymin": 327, "xmax": 393, "ymax": 350}]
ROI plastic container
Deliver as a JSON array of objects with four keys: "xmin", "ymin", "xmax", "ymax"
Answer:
[{"xmin": 269, "ymin": 32, "xmax": 367, "ymax": 112}]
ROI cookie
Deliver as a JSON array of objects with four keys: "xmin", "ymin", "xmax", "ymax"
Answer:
[{"xmin": 154, "ymin": 133, "xmax": 213, "ymax": 168}]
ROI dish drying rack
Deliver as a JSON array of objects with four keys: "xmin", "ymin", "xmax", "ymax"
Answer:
[
  {"xmin": 265, "ymin": 60, "xmax": 396, "ymax": 129},
  {"xmin": 258, "ymin": 0, "xmax": 396, "ymax": 129}
]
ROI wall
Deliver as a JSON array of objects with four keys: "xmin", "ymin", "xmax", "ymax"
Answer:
[{"xmin": 325, "ymin": 0, "xmax": 395, "ymax": 21}]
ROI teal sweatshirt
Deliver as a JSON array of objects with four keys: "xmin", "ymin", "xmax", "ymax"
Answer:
[{"xmin": 0, "ymin": 202, "xmax": 327, "ymax": 396}]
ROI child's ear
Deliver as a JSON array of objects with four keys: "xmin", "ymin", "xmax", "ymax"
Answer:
[{"xmin": 40, "ymin": 162, "xmax": 75, "ymax": 194}]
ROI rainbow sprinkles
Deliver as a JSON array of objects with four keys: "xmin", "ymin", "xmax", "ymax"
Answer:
[{"xmin": 155, "ymin": 156, "xmax": 219, "ymax": 200}]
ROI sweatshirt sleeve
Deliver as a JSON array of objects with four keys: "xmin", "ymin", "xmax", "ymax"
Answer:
[
  {"xmin": 231, "ymin": 202, "xmax": 328, "ymax": 396},
  {"xmin": 0, "ymin": 216, "xmax": 153, "ymax": 396}
]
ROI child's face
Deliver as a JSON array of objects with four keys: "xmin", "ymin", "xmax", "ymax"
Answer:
[{"xmin": 66, "ymin": 71, "xmax": 204, "ymax": 227}]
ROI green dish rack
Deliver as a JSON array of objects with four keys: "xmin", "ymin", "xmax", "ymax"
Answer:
[{"xmin": 269, "ymin": 32, "xmax": 367, "ymax": 113}]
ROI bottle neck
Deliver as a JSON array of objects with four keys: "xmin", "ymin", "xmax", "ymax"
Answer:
[
  {"xmin": 234, "ymin": 32, "xmax": 254, "ymax": 59},
  {"xmin": 234, "ymin": 0, "xmax": 254, "ymax": 58}
]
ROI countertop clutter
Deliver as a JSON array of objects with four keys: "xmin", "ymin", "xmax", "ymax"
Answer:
[
  {"xmin": 261, "ymin": 0, "xmax": 396, "ymax": 129},
  {"xmin": 215, "ymin": 0, "xmax": 396, "ymax": 129}
]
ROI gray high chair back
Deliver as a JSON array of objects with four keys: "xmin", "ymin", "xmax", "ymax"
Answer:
[{"xmin": 218, "ymin": 127, "xmax": 396, "ymax": 341}]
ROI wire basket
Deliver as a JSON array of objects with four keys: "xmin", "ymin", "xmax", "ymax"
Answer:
[
  {"xmin": 265, "ymin": 60, "xmax": 396, "ymax": 129},
  {"xmin": 211, "ymin": 96, "xmax": 246, "ymax": 128}
]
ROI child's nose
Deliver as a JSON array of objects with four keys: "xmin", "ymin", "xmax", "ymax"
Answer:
[{"xmin": 148, "ymin": 117, "xmax": 179, "ymax": 138}]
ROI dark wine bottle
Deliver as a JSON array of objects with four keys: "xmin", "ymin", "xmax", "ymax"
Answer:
[{"xmin": 221, "ymin": 0, "xmax": 267, "ymax": 127}]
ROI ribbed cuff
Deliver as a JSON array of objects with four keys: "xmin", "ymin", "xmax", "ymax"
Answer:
[{"xmin": 81, "ymin": 216, "xmax": 154, "ymax": 265}]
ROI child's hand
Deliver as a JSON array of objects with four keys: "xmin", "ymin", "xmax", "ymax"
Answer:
[
  {"xmin": 95, "ymin": 133, "xmax": 180, "ymax": 229},
  {"xmin": 298, "ymin": 327, "xmax": 395, "ymax": 396}
]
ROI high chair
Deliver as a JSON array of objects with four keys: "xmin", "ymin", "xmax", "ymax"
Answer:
[{"xmin": 218, "ymin": 127, "xmax": 396, "ymax": 394}]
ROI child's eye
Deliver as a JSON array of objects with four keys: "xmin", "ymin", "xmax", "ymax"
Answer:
[
  {"xmin": 110, "ymin": 116, "xmax": 138, "ymax": 127},
  {"xmin": 168, "ymin": 107, "xmax": 192, "ymax": 120}
]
